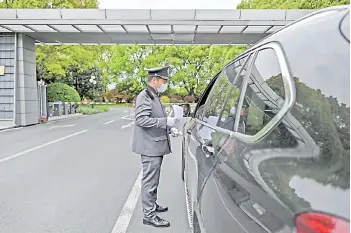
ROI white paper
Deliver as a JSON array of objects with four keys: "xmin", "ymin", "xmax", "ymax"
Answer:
[{"xmin": 172, "ymin": 105, "xmax": 184, "ymax": 121}]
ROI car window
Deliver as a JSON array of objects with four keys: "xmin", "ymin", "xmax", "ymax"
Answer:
[
  {"xmin": 217, "ymin": 55, "xmax": 252, "ymax": 131},
  {"xmin": 201, "ymin": 55, "xmax": 251, "ymax": 127},
  {"xmin": 201, "ymin": 71, "xmax": 229, "ymax": 126},
  {"xmin": 238, "ymin": 48, "xmax": 285, "ymax": 135},
  {"xmin": 194, "ymin": 73, "xmax": 220, "ymax": 120}
]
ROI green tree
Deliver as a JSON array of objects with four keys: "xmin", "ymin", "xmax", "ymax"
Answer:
[
  {"xmin": 237, "ymin": 0, "xmax": 349, "ymax": 9},
  {"xmin": 164, "ymin": 45, "xmax": 247, "ymax": 98},
  {"xmin": 109, "ymin": 45, "xmax": 247, "ymax": 99},
  {"xmin": 0, "ymin": 0, "xmax": 98, "ymax": 8},
  {"xmin": 36, "ymin": 45, "xmax": 109, "ymax": 84},
  {"xmin": 110, "ymin": 45, "xmax": 166, "ymax": 98},
  {"xmin": 0, "ymin": 0, "xmax": 109, "ymax": 95},
  {"xmin": 62, "ymin": 65, "xmax": 104, "ymax": 100}
]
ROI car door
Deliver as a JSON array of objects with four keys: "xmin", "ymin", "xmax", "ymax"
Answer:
[
  {"xmin": 204, "ymin": 44, "xmax": 299, "ymax": 233},
  {"xmin": 185, "ymin": 69, "xmax": 229, "ymax": 216},
  {"xmin": 183, "ymin": 71, "xmax": 220, "ymax": 229},
  {"xmin": 196, "ymin": 53, "xmax": 264, "ymax": 233}
]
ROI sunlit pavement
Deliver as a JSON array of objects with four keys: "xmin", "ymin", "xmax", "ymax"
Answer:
[{"xmin": 0, "ymin": 108, "xmax": 189, "ymax": 233}]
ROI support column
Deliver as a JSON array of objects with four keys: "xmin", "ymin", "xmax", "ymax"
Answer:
[
  {"xmin": 0, "ymin": 33, "xmax": 16, "ymax": 129},
  {"xmin": 15, "ymin": 34, "xmax": 39, "ymax": 126}
]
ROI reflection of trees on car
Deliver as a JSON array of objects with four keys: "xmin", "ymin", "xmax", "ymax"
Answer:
[
  {"xmin": 221, "ymin": 72, "xmax": 349, "ymax": 215},
  {"xmin": 265, "ymin": 75, "xmax": 350, "ymax": 188}
]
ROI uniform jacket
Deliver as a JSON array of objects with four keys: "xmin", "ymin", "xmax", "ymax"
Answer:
[{"xmin": 132, "ymin": 86, "xmax": 171, "ymax": 156}]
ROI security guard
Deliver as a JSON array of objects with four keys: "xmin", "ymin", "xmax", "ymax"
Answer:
[{"xmin": 132, "ymin": 66, "xmax": 177, "ymax": 228}]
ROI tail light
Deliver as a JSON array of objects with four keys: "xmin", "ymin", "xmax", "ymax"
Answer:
[{"xmin": 296, "ymin": 212, "xmax": 350, "ymax": 233}]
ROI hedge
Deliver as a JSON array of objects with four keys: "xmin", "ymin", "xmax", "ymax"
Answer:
[
  {"xmin": 160, "ymin": 96, "xmax": 170, "ymax": 104},
  {"xmin": 47, "ymin": 83, "xmax": 81, "ymax": 102}
]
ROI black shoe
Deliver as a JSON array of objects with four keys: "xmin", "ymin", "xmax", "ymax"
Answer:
[
  {"xmin": 156, "ymin": 203, "xmax": 168, "ymax": 212},
  {"xmin": 143, "ymin": 215, "xmax": 171, "ymax": 228}
]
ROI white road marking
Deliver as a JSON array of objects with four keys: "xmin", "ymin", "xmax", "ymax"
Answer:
[
  {"xmin": 111, "ymin": 170, "xmax": 142, "ymax": 233},
  {"xmin": 121, "ymin": 122, "xmax": 134, "ymax": 129},
  {"xmin": 103, "ymin": 120, "xmax": 116, "ymax": 125},
  {"xmin": 0, "ymin": 130, "xmax": 88, "ymax": 164},
  {"xmin": 0, "ymin": 127, "xmax": 22, "ymax": 133},
  {"xmin": 121, "ymin": 113, "xmax": 134, "ymax": 121},
  {"xmin": 48, "ymin": 124, "xmax": 75, "ymax": 130}
]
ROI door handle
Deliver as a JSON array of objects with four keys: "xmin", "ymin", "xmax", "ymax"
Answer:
[{"xmin": 202, "ymin": 145, "xmax": 215, "ymax": 157}]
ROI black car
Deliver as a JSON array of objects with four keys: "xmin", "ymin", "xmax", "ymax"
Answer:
[{"xmin": 181, "ymin": 5, "xmax": 350, "ymax": 233}]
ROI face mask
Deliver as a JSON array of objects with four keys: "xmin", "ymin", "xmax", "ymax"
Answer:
[{"xmin": 157, "ymin": 83, "xmax": 168, "ymax": 93}]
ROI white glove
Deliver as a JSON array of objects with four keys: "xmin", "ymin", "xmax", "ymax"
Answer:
[
  {"xmin": 167, "ymin": 117, "xmax": 176, "ymax": 127},
  {"xmin": 170, "ymin": 127, "xmax": 179, "ymax": 137}
]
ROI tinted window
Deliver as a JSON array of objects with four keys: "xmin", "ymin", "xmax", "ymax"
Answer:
[
  {"xmin": 251, "ymin": 48, "xmax": 285, "ymax": 102},
  {"xmin": 238, "ymin": 48, "xmax": 284, "ymax": 135},
  {"xmin": 194, "ymin": 73, "xmax": 219, "ymax": 120},
  {"xmin": 217, "ymin": 56, "xmax": 251, "ymax": 131},
  {"xmin": 202, "ymin": 70, "xmax": 234, "ymax": 126}
]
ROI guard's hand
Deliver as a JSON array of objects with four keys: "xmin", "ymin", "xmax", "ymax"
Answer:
[
  {"xmin": 167, "ymin": 117, "xmax": 176, "ymax": 127},
  {"xmin": 170, "ymin": 127, "xmax": 179, "ymax": 137}
]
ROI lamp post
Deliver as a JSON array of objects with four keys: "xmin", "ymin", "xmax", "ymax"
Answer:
[{"xmin": 89, "ymin": 75, "xmax": 97, "ymax": 108}]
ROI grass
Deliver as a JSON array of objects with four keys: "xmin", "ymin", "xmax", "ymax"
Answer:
[
  {"xmin": 97, "ymin": 103, "xmax": 131, "ymax": 108},
  {"xmin": 76, "ymin": 105, "xmax": 110, "ymax": 115},
  {"xmin": 76, "ymin": 103, "xmax": 132, "ymax": 115}
]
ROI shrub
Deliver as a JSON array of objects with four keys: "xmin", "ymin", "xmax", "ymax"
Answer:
[
  {"xmin": 170, "ymin": 98, "xmax": 179, "ymax": 103},
  {"xmin": 76, "ymin": 105, "xmax": 109, "ymax": 115},
  {"xmin": 47, "ymin": 83, "xmax": 81, "ymax": 102},
  {"xmin": 160, "ymin": 96, "xmax": 170, "ymax": 104},
  {"xmin": 94, "ymin": 96, "xmax": 103, "ymax": 102},
  {"xmin": 76, "ymin": 107, "xmax": 102, "ymax": 115},
  {"xmin": 184, "ymin": 95, "xmax": 195, "ymax": 103}
]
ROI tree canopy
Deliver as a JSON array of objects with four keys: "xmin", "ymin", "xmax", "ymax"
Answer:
[
  {"xmin": 1, "ymin": 0, "xmax": 348, "ymax": 101},
  {"xmin": 237, "ymin": 0, "xmax": 349, "ymax": 9},
  {"xmin": 0, "ymin": 0, "xmax": 98, "ymax": 8}
]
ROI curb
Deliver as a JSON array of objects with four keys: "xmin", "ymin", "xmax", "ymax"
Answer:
[
  {"xmin": 47, "ymin": 113, "xmax": 83, "ymax": 122},
  {"xmin": 0, "ymin": 126, "xmax": 15, "ymax": 132}
]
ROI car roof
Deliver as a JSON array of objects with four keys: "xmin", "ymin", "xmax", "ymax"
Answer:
[{"xmin": 225, "ymin": 5, "xmax": 350, "ymax": 67}]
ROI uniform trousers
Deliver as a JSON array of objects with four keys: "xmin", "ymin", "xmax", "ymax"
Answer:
[{"xmin": 140, "ymin": 155, "xmax": 164, "ymax": 218}]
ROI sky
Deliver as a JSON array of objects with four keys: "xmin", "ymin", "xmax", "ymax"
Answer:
[{"xmin": 98, "ymin": 0, "xmax": 241, "ymax": 9}]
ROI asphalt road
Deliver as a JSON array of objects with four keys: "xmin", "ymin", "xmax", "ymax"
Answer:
[{"xmin": 0, "ymin": 108, "xmax": 190, "ymax": 233}]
